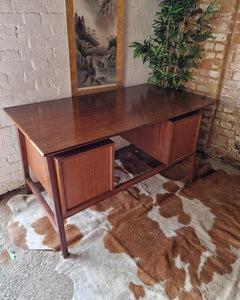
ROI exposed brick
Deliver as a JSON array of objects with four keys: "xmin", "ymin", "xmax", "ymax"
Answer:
[
  {"xmin": 196, "ymin": 84, "xmax": 209, "ymax": 94},
  {"xmin": 205, "ymin": 53, "xmax": 216, "ymax": 59},
  {"xmin": 193, "ymin": 76, "xmax": 206, "ymax": 85},
  {"xmin": 220, "ymin": 120, "xmax": 232, "ymax": 130},
  {"xmin": 204, "ymin": 42, "xmax": 214, "ymax": 51},
  {"xmin": 228, "ymin": 139, "xmax": 235, "ymax": 147},
  {"xmin": 236, "ymin": 22, "xmax": 240, "ymax": 32},
  {"xmin": 216, "ymin": 22, "xmax": 231, "ymax": 33},
  {"xmin": 203, "ymin": 110, "xmax": 213, "ymax": 118},
  {"xmin": 217, "ymin": 103, "xmax": 223, "ymax": 111},
  {"xmin": 216, "ymin": 53, "xmax": 224, "ymax": 59},
  {"xmin": 213, "ymin": 33, "xmax": 228, "ymax": 42},
  {"xmin": 223, "ymin": 80, "xmax": 240, "ymax": 89},
  {"xmin": 223, "ymin": 104, "xmax": 234, "ymax": 114},
  {"xmin": 200, "ymin": 123, "xmax": 209, "ymax": 132},
  {"xmin": 216, "ymin": 111, "xmax": 227, "ymax": 120},
  {"xmin": 198, "ymin": 137, "xmax": 208, "ymax": 147},
  {"xmin": 212, "ymin": 126, "xmax": 235, "ymax": 139},
  {"xmin": 215, "ymin": 13, "xmax": 234, "ymax": 21},
  {"xmin": 215, "ymin": 43, "xmax": 225, "ymax": 51},
  {"xmin": 225, "ymin": 114, "xmax": 237, "ymax": 122},
  {"xmin": 201, "ymin": 60, "xmax": 212, "ymax": 68},
  {"xmin": 234, "ymin": 53, "xmax": 240, "ymax": 61},
  {"xmin": 209, "ymin": 70, "xmax": 220, "ymax": 78},
  {"xmin": 232, "ymin": 71, "xmax": 240, "ymax": 81},
  {"xmin": 211, "ymin": 133, "xmax": 228, "ymax": 148},
  {"xmin": 230, "ymin": 61, "xmax": 240, "ymax": 71}
]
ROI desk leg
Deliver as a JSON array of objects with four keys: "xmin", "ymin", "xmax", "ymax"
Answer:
[
  {"xmin": 189, "ymin": 153, "xmax": 196, "ymax": 182},
  {"xmin": 16, "ymin": 128, "xmax": 31, "ymax": 194},
  {"xmin": 46, "ymin": 156, "xmax": 69, "ymax": 258}
]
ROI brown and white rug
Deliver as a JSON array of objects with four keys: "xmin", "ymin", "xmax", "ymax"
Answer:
[{"xmin": 7, "ymin": 158, "xmax": 240, "ymax": 300}]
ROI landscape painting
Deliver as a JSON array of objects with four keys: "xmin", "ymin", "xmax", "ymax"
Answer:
[{"xmin": 73, "ymin": 0, "xmax": 118, "ymax": 89}]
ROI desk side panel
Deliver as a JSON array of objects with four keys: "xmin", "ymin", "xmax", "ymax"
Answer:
[
  {"xmin": 120, "ymin": 123, "xmax": 162, "ymax": 161},
  {"xmin": 25, "ymin": 137, "xmax": 53, "ymax": 199}
]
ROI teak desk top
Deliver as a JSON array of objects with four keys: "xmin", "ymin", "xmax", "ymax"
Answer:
[{"xmin": 4, "ymin": 84, "xmax": 213, "ymax": 156}]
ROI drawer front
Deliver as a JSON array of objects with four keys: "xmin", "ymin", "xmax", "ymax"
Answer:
[
  {"xmin": 54, "ymin": 140, "xmax": 114, "ymax": 214},
  {"xmin": 168, "ymin": 113, "xmax": 202, "ymax": 163}
]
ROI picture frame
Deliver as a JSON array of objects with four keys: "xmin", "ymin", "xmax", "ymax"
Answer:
[{"xmin": 65, "ymin": 0, "xmax": 124, "ymax": 96}]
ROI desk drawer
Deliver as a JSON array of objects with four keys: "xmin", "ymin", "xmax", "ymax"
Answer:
[
  {"xmin": 121, "ymin": 112, "xmax": 201, "ymax": 165},
  {"xmin": 54, "ymin": 140, "xmax": 114, "ymax": 215},
  {"xmin": 163, "ymin": 113, "xmax": 202, "ymax": 164}
]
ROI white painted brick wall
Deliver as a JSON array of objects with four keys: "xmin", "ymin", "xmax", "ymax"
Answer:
[
  {"xmin": 0, "ymin": 0, "xmax": 157, "ymax": 195},
  {"xmin": 122, "ymin": 0, "xmax": 157, "ymax": 86},
  {"xmin": 0, "ymin": 0, "xmax": 71, "ymax": 195}
]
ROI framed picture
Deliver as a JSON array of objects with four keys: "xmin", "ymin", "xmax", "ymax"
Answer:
[{"xmin": 65, "ymin": 0, "xmax": 124, "ymax": 96}]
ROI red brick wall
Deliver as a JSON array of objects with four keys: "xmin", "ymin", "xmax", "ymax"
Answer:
[{"xmin": 186, "ymin": 0, "xmax": 240, "ymax": 166}]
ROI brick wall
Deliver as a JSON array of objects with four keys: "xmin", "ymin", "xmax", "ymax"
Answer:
[
  {"xmin": 0, "ymin": 0, "xmax": 157, "ymax": 195},
  {"xmin": 0, "ymin": 0, "xmax": 71, "ymax": 195},
  {"xmin": 185, "ymin": 0, "xmax": 240, "ymax": 167},
  {"xmin": 122, "ymin": 0, "xmax": 157, "ymax": 86},
  {"xmin": 210, "ymin": 0, "xmax": 240, "ymax": 166}
]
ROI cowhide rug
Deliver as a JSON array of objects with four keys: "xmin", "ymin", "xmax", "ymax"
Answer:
[{"xmin": 7, "ymin": 157, "xmax": 240, "ymax": 300}]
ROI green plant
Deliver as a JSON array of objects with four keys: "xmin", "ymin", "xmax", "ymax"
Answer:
[{"xmin": 130, "ymin": 0, "xmax": 217, "ymax": 91}]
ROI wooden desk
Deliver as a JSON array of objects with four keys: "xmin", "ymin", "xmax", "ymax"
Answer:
[{"xmin": 4, "ymin": 84, "xmax": 214, "ymax": 258}]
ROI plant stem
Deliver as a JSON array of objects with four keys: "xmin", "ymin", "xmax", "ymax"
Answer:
[{"xmin": 165, "ymin": 17, "xmax": 171, "ymax": 51}]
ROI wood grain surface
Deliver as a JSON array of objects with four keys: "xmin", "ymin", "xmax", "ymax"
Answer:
[
  {"xmin": 54, "ymin": 140, "xmax": 114, "ymax": 215},
  {"xmin": 4, "ymin": 84, "xmax": 214, "ymax": 156}
]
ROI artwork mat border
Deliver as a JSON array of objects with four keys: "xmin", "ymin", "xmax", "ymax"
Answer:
[{"xmin": 65, "ymin": 0, "xmax": 124, "ymax": 96}]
